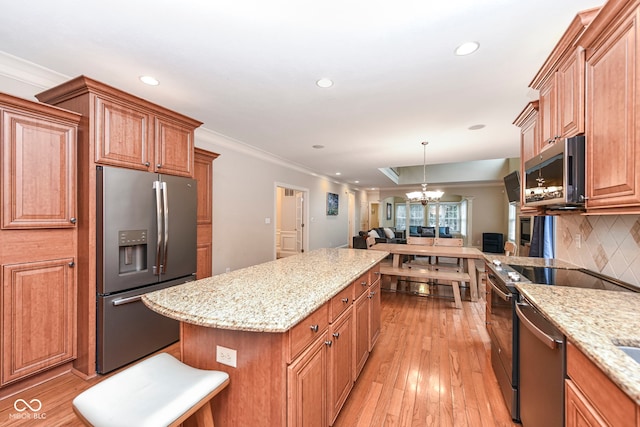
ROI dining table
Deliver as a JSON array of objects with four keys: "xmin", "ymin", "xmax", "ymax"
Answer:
[{"xmin": 370, "ymin": 242, "xmax": 485, "ymax": 301}]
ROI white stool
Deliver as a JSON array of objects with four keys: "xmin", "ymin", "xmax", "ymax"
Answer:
[{"xmin": 73, "ymin": 353, "xmax": 229, "ymax": 427}]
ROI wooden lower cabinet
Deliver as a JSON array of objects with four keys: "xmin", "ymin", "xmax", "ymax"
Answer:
[
  {"xmin": 565, "ymin": 341, "xmax": 638, "ymax": 427},
  {"xmin": 181, "ymin": 264, "xmax": 382, "ymax": 427},
  {"xmin": 369, "ymin": 279, "xmax": 381, "ymax": 350},
  {"xmin": 288, "ymin": 333, "xmax": 329, "ymax": 427},
  {"xmin": 328, "ymin": 307, "xmax": 354, "ymax": 425},
  {"xmin": 354, "ymin": 290, "xmax": 370, "ymax": 380},
  {"xmin": 1, "ymin": 258, "xmax": 77, "ymax": 386}
]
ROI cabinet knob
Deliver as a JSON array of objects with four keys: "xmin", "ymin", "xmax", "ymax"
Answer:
[
  {"xmin": 70, "ymin": 217, "xmax": 77, "ymax": 224},
  {"xmin": 333, "ymin": 332, "xmax": 340, "ymax": 339},
  {"xmin": 373, "ymin": 271, "xmax": 380, "ymax": 276},
  {"xmin": 156, "ymin": 164, "xmax": 162, "ymax": 168},
  {"xmin": 310, "ymin": 324, "xmax": 319, "ymax": 333},
  {"xmin": 341, "ymin": 298, "xmax": 349, "ymax": 303},
  {"xmin": 68, "ymin": 261, "xmax": 75, "ymax": 268},
  {"xmin": 324, "ymin": 340, "xmax": 332, "ymax": 347},
  {"xmin": 144, "ymin": 161, "xmax": 150, "ymax": 167},
  {"xmin": 361, "ymin": 281, "xmax": 368, "ymax": 287}
]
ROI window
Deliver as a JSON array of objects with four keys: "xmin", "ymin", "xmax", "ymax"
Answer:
[
  {"xmin": 508, "ymin": 203, "xmax": 517, "ymax": 242},
  {"xmin": 427, "ymin": 202, "xmax": 461, "ymax": 232},
  {"xmin": 395, "ymin": 203, "xmax": 425, "ymax": 230}
]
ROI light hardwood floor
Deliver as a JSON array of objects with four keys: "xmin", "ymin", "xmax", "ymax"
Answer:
[{"xmin": 0, "ymin": 288, "xmax": 516, "ymax": 427}]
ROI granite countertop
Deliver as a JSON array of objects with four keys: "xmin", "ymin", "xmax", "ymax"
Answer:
[
  {"xmin": 482, "ymin": 254, "xmax": 577, "ymax": 269},
  {"xmin": 142, "ymin": 248, "xmax": 389, "ymax": 333},
  {"xmin": 516, "ymin": 284, "xmax": 640, "ymax": 405}
]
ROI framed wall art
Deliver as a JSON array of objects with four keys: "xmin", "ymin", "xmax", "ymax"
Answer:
[{"xmin": 326, "ymin": 192, "xmax": 339, "ymax": 216}]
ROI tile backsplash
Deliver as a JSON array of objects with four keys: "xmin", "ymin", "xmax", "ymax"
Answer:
[{"xmin": 556, "ymin": 215, "xmax": 640, "ymax": 287}]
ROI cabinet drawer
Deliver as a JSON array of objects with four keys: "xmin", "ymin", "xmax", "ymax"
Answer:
[
  {"xmin": 288, "ymin": 303, "xmax": 328, "ymax": 363},
  {"xmin": 369, "ymin": 264, "xmax": 381, "ymax": 285},
  {"xmin": 566, "ymin": 342, "xmax": 636, "ymax": 427},
  {"xmin": 330, "ymin": 284, "xmax": 354, "ymax": 322},
  {"xmin": 353, "ymin": 272, "xmax": 369, "ymax": 299}
]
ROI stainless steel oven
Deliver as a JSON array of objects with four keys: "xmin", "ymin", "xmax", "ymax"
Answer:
[{"xmin": 486, "ymin": 266, "xmax": 521, "ymax": 422}]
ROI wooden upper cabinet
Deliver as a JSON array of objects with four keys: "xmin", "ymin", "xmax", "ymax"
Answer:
[
  {"xmin": 538, "ymin": 77, "xmax": 558, "ymax": 150},
  {"xmin": 95, "ymin": 95, "xmax": 151, "ymax": 170},
  {"xmin": 1, "ymin": 95, "xmax": 80, "ymax": 229},
  {"xmin": 513, "ymin": 101, "xmax": 545, "ymax": 215},
  {"xmin": 557, "ymin": 48, "xmax": 586, "ymax": 138},
  {"xmin": 529, "ymin": 9, "xmax": 598, "ymax": 151},
  {"xmin": 155, "ymin": 117, "xmax": 195, "ymax": 176},
  {"xmin": 36, "ymin": 76, "xmax": 202, "ymax": 178},
  {"xmin": 582, "ymin": 2, "xmax": 640, "ymax": 211}
]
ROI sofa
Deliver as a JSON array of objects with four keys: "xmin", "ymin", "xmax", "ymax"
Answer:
[
  {"xmin": 353, "ymin": 227, "xmax": 406, "ymax": 248},
  {"xmin": 408, "ymin": 226, "xmax": 452, "ymax": 238}
]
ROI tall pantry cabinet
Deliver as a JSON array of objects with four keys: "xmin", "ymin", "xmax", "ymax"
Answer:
[
  {"xmin": 35, "ymin": 76, "xmax": 208, "ymax": 377},
  {"xmin": 0, "ymin": 93, "xmax": 81, "ymax": 392}
]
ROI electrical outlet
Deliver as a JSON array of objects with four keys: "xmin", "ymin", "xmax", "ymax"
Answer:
[
  {"xmin": 216, "ymin": 345, "xmax": 237, "ymax": 368},
  {"xmin": 575, "ymin": 233, "xmax": 582, "ymax": 249}
]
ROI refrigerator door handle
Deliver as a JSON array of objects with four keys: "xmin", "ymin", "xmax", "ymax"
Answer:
[
  {"xmin": 112, "ymin": 295, "xmax": 143, "ymax": 306},
  {"xmin": 153, "ymin": 180, "xmax": 163, "ymax": 276},
  {"xmin": 162, "ymin": 181, "xmax": 169, "ymax": 274}
]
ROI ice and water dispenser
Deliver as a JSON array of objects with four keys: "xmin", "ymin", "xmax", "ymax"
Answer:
[{"xmin": 118, "ymin": 230, "xmax": 147, "ymax": 274}]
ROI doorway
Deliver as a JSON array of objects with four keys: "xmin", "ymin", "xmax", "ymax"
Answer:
[
  {"xmin": 275, "ymin": 184, "xmax": 308, "ymax": 258},
  {"xmin": 369, "ymin": 202, "xmax": 380, "ymax": 229}
]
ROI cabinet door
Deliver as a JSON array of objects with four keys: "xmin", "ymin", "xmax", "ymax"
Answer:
[
  {"xmin": 368, "ymin": 280, "xmax": 381, "ymax": 351},
  {"xmin": 557, "ymin": 48, "xmax": 585, "ymax": 138},
  {"xmin": 2, "ymin": 258, "xmax": 77, "ymax": 385},
  {"xmin": 194, "ymin": 149, "xmax": 218, "ymax": 279},
  {"xmin": 288, "ymin": 334, "xmax": 328, "ymax": 427},
  {"xmin": 353, "ymin": 292, "xmax": 369, "ymax": 380},
  {"xmin": 586, "ymin": 11, "xmax": 640, "ymax": 209},
  {"xmin": 538, "ymin": 77, "xmax": 558, "ymax": 151},
  {"xmin": 2, "ymin": 110, "xmax": 76, "ymax": 229},
  {"xmin": 565, "ymin": 380, "xmax": 607, "ymax": 427},
  {"xmin": 520, "ymin": 108, "xmax": 539, "ymax": 163},
  {"xmin": 328, "ymin": 308, "xmax": 354, "ymax": 425},
  {"xmin": 95, "ymin": 96, "xmax": 152, "ymax": 170},
  {"xmin": 154, "ymin": 117, "xmax": 194, "ymax": 177}
]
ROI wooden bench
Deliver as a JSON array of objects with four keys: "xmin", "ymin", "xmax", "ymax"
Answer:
[{"xmin": 379, "ymin": 265, "xmax": 470, "ymax": 309}]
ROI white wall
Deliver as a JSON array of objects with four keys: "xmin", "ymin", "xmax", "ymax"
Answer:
[{"xmin": 196, "ymin": 129, "xmax": 364, "ymax": 274}]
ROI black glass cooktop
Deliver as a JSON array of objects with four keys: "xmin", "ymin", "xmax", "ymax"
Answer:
[{"xmin": 509, "ymin": 265, "xmax": 637, "ymax": 293}]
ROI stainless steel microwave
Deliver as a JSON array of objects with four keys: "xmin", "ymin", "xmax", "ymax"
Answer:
[{"xmin": 523, "ymin": 135, "xmax": 585, "ymax": 209}]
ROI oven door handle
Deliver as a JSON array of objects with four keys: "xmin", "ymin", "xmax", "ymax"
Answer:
[
  {"xmin": 515, "ymin": 303, "xmax": 562, "ymax": 350},
  {"xmin": 490, "ymin": 280, "xmax": 511, "ymax": 302}
]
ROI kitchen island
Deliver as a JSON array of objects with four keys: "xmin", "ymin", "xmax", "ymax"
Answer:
[{"xmin": 143, "ymin": 248, "xmax": 389, "ymax": 427}]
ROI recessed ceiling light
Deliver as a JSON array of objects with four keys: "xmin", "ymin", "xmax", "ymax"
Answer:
[
  {"xmin": 316, "ymin": 78, "xmax": 333, "ymax": 88},
  {"xmin": 468, "ymin": 124, "xmax": 486, "ymax": 130},
  {"xmin": 354, "ymin": 180, "xmax": 360, "ymax": 184},
  {"xmin": 454, "ymin": 42, "xmax": 480, "ymax": 56},
  {"xmin": 312, "ymin": 144, "xmax": 325, "ymax": 149},
  {"xmin": 335, "ymin": 172, "xmax": 341, "ymax": 176},
  {"xmin": 139, "ymin": 75, "xmax": 159, "ymax": 86}
]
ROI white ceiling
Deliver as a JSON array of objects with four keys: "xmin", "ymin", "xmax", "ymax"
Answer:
[{"xmin": 0, "ymin": 0, "xmax": 604, "ymax": 189}]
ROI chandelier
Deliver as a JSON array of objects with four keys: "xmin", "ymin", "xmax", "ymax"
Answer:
[{"xmin": 405, "ymin": 141, "xmax": 444, "ymax": 205}]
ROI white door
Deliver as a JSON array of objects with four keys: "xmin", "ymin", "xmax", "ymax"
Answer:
[{"xmin": 295, "ymin": 191, "xmax": 304, "ymax": 253}]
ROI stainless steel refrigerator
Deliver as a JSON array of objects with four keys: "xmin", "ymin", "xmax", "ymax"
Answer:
[{"xmin": 96, "ymin": 165, "xmax": 197, "ymax": 373}]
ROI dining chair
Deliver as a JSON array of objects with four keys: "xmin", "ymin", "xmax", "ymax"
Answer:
[
  {"xmin": 406, "ymin": 236, "xmax": 435, "ymax": 265},
  {"xmin": 432, "ymin": 237, "xmax": 463, "ymax": 272},
  {"xmin": 504, "ymin": 241, "xmax": 518, "ymax": 256}
]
